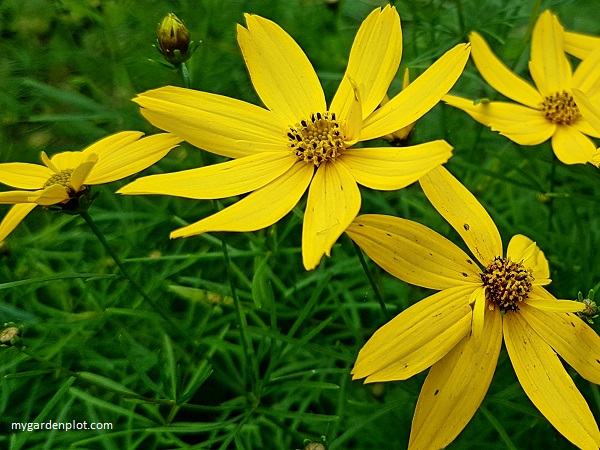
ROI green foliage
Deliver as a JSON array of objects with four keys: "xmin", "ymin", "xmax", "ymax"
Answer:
[{"xmin": 1, "ymin": 0, "xmax": 600, "ymax": 448}]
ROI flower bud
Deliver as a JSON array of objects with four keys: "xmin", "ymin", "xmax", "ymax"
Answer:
[
  {"xmin": 157, "ymin": 13, "xmax": 191, "ymax": 65},
  {"xmin": 0, "ymin": 324, "xmax": 21, "ymax": 347}
]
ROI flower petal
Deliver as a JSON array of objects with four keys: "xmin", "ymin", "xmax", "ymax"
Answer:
[
  {"xmin": 469, "ymin": 31, "xmax": 542, "ymax": 109},
  {"xmin": 420, "ymin": 165, "xmax": 502, "ymax": 267},
  {"xmin": 573, "ymin": 88, "xmax": 600, "ymax": 135},
  {"xmin": 0, "ymin": 190, "xmax": 39, "ymax": 204},
  {"xmin": 170, "ymin": 162, "xmax": 313, "ymax": 238},
  {"xmin": 520, "ymin": 303, "xmax": 600, "ymax": 384},
  {"xmin": 504, "ymin": 311, "xmax": 600, "ymax": 450},
  {"xmin": 70, "ymin": 153, "xmax": 98, "ymax": 191},
  {"xmin": 302, "ymin": 161, "xmax": 361, "ymax": 270},
  {"xmin": 408, "ymin": 306, "xmax": 502, "ymax": 450},
  {"xmin": 34, "ymin": 185, "xmax": 71, "ymax": 206},
  {"xmin": 360, "ymin": 43, "xmax": 470, "ymax": 141},
  {"xmin": 564, "ymin": 30, "xmax": 600, "ymax": 60},
  {"xmin": 134, "ymin": 86, "xmax": 289, "ymax": 159},
  {"xmin": 237, "ymin": 15, "xmax": 326, "ymax": 124},
  {"xmin": 330, "ymin": 5, "xmax": 402, "ymax": 120},
  {"xmin": 346, "ymin": 214, "xmax": 481, "ymax": 290},
  {"xmin": 529, "ymin": 10, "xmax": 571, "ymax": 96},
  {"xmin": 352, "ymin": 285, "xmax": 473, "ymax": 383},
  {"xmin": 48, "ymin": 151, "xmax": 86, "ymax": 172},
  {"xmin": 341, "ymin": 140, "xmax": 452, "ymax": 191},
  {"xmin": 572, "ymin": 49, "xmax": 600, "ymax": 98},
  {"xmin": 525, "ymin": 286, "xmax": 585, "ymax": 312},
  {"xmin": 85, "ymin": 133, "xmax": 181, "ymax": 185},
  {"xmin": 443, "ymin": 96, "xmax": 554, "ymax": 145},
  {"xmin": 0, "ymin": 163, "xmax": 53, "ymax": 189},
  {"xmin": 470, "ymin": 286, "xmax": 487, "ymax": 345},
  {"xmin": 551, "ymin": 124, "xmax": 596, "ymax": 165},
  {"xmin": 118, "ymin": 152, "xmax": 296, "ymax": 200},
  {"xmin": 0, "ymin": 203, "xmax": 37, "ymax": 242},
  {"xmin": 506, "ymin": 234, "xmax": 550, "ymax": 280}
]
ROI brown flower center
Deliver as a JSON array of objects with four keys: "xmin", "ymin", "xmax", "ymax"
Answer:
[
  {"xmin": 288, "ymin": 112, "xmax": 346, "ymax": 166},
  {"xmin": 44, "ymin": 169, "xmax": 74, "ymax": 189},
  {"xmin": 480, "ymin": 257, "xmax": 533, "ymax": 312},
  {"xmin": 541, "ymin": 91, "xmax": 580, "ymax": 125}
]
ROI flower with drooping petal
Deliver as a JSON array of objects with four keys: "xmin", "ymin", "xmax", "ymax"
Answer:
[
  {"xmin": 117, "ymin": 6, "xmax": 471, "ymax": 270},
  {"xmin": 346, "ymin": 165, "xmax": 600, "ymax": 450},
  {"xmin": 0, "ymin": 131, "xmax": 181, "ymax": 242},
  {"xmin": 565, "ymin": 29, "xmax": 600, "ymax": 59},
  {"xmin": 444, "ymin": 10, "xmax": 600, "ymax": 165}
]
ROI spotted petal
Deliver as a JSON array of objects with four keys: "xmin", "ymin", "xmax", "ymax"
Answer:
[
  {"xmin": 0, "ymin": 203, "xmax": 38, "ymax": 242},
  {"xmin": 352, "ymin": 285, "xmax": 473, "ymax": 383},
  {"xmin": 237, "ymin": 14, "xmax": 326, "ymax": 124},
  {"xmin": 504, "ymin": 312, "xmax": 600, "ymax": 450},
  {"xmin": 420, "ymin": 165, "xmax": 502, "ymax": 267},
  {"xmin": 302, "ymin": 161, "xmax": 361, "ymax": 270},
  {"xmin": 340, "ymin": 141, "xmax": 452, "ymax": 191},
  {"xmin": 408, "ymin": 306, "xmax": 502, "ymax": 450}
]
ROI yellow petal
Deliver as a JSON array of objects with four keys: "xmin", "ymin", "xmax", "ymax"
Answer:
[
  {"xmin": 49, "ymin": 151, "xmax": 86, "ymax": 172},
  {"xmin": 572, "ymin": 49, "xmax": 600, "ymax": 98},
  {"xmin": 361, "ymin": 43, "xmax": 470, "ymax": 141},
  {"xmin": 525, "ymin": 287, "xmax": 586, "ymax": 313},
  {"xmin": 572, "ymin": 117, "xmax": 600, "ymax": 139},
  {"xmin": 302, "ymin": 161, "xmax": 361, "ymax": 270},
  {"xmin": 85, "ymin": 133, "xmax": 181, "ymax": 185},
  {"xmin": 237, "ymin": 15, "xmax": 326, "ymax": 124},
  {"xmin": 0, "ymin": 203, "xmax": 37, "ymax": 242},
  {"xmin": 520, "ymin": 303, "xmax": 600, "ymax": 384},
  {"xmin": 573, "ymin": 88, "xmax": 600, "ymax": 135},
  {"xmin": 81, "ymin": 131, "xmax": 143, "ymax": 159},
  {"xmin": 170, "ymin": 162, "xmax": 313, "ymax": 238},
  {"xmin": 340, "ymin": 140, "xmax": 452, "ymax": 191},
  {"xmin": 504, "ymin": 312, "xmax": 600, "ymax": 450},
  {"xmin": 408, "ymin": 306, "xmax": 502, "ymax": 450},
  {"xmin": 346, "ymin": 214, "xmax": 481, "ymax": 290},
  {"xmin": 506, "ymin": 234, "xmax": 550, "ymax": 280},
  {"xmin": 419, "ymin": 165, "xmax": 502, "ymax": 267},
  {"xmin": 469, "ymin": 31, "xmax": 542, "ymax": 109},
  {"xmin": 0, "ymin": 190, "xmax": 39, "ymax": 204},
  {"xmin": 529, "ymin": 10, "xmax": 571, "ymax": 96},
  {"xmin": 0, "ymin": 163, "xmax": 52, "ymax": 189},
  {"xmin": 564, "ymin": 30, "xmax": 600, "ymax": 60},
  {"xmin": 69, "ymin": 153, "xmax": 98, "ymax": 191},
  {"xmin": 352, "ymin": 285, "xmax": 473, "ymax": 383},
  {"xmin": 443, "ymin": 96, "xmax": 554, "ymax": 145},
  {"xmin": 41, "ymin": 151, "xmax": 59, "ymax": 173},
  {"xmin": 330, "ymin": 5, "xmax": 402, "ymax": 119},
  {"xmin": 470, "ymin": 286, "xmax": 487, "ymax": 346},
  {"xmin": 34, "ymin": 185, "xmax": 70, "ymax": 206},
  {"xmin": 134, "ymin": 86, "xmax": 288, "ymax": 159},
  {"xmin": 338, "ymin": 76, "xmax": 363, "ymax": 145},
  {"xmin": 118, "ymin": 152, "xmax": 296, "ymax": 199},
  {"xmin": 551, "ymin": 124, "xmax": 596, "ymax": 165}
]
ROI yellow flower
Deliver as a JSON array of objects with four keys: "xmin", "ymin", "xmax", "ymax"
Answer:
[
  {"xmin": 565, "ymin": 29, "xmax": 600, "ymax": 59},
  {"xmin": 346, "ymin": 166, "xmax": 600, "ymax": 450},
  {"xmin": 444, "ymin": 10, "xmax": 600, "ymax": 165},
  {"xmin": 117, "ymin": 6, "xmax": 471, "ymax": 270},
  {"xmin": 0, "ymin": 131, "xmax": 181, "ymax": 242}
]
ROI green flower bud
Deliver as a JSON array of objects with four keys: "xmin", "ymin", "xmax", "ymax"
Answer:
[
  {"xmin": 157, "ymin": 13, "xmax": 191, "ymax": 65},
  {"xmin": 1, "ymin": 324, "xmax": 21, "ymax": 347}
]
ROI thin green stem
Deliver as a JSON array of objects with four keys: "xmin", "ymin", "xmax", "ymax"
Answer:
[
  {"xmin": 180, "ymin": 62, "xmax": 191, "ymax": 88},
  {"xmin": 78, "ymin": 210, "xmax": 185, "ymax": 338},
  {"xmin": 352, "ymin": 241, "xmax": 388, "ymax": 318}
]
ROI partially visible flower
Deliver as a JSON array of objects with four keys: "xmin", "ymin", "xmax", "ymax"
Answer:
[
  {"xmin": 157, "ymin": 13, "xmax": 192, "ymax": 65},
  {"xmin": 565, "ymin": 29, "xmax": 600, "ymax": 59},
  {"xmin": 573, "ymin": 86, "xmax": 600, "ymax": 166},
  {"xmin": 444, "ymin": 10, "xmax": 600, "ymax": 165},
  {"xmin": 118, "ymin": 6, "xmax": 471, "ymax": 270},
  {"xmin": 346, "ymin": 165, "xmax": 600, "ymax": 450},
  {"xmin": 380, "ymin": 69, "xmax": 416, "ymax": 146},
  {"xmin": 0, "ymin": 132, "xmax": 181, "ymax": 242}
]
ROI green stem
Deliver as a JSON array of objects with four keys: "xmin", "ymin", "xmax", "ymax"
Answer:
[
  {"xmin": 78, "ymin": 210, "xmax": 184, "ymax": 337},
  {"xmin": 352, "ymin": 241, "xmax": 388, "ymax": 318},
  {"xmin": 181, "ymin": 62, "xmax": 191, "ymax": 88}
]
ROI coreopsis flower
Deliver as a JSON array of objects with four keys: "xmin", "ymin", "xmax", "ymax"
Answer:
[
  {"xmin": 118, "ymin": 6, "xmax": 470, "ymax": 270},
  {"xmin": 0, "ymin": 132, "xmax": 181, "ymax": 242},
  {"xmin": 565, "ymin": 29, "xmax": 600, "ymax": 59},
  {"xmin": 380, "ymin": 69, "xmax": 416, "ymax": 145},
  {"xmin": 573, "ymin": 87, "xmax": 600, "ymax": 165},
  {"xmin": 157, "ymin": 13, "xmax": 192, "ymax": 65},
  {"xmin": 444, "ymin": 10, "xmax": 600, "ymax": 165},
  {"xmin": 347, "ymin": 165, "xmax": 600, "ymax": 450}
]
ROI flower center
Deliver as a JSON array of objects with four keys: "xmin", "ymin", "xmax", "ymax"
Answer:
[
  {"xmin": 480, "ymin": 257, "xmax": 534, "ymax": 312},
  {"xmin": 44, "ymin": 169, "xmax": 74, "ymax": 189},
  {"xmin": 541, "ymin": 91, "xmax": 580, "ymax": 125},
  {"xmin": 287, "ymin": 112, "xmax": 346, "ymax": 166}
]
